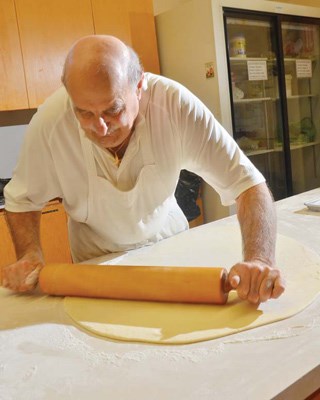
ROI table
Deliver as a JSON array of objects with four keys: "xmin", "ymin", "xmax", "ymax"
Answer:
[{"xmin": 1, "ymin": 189, "xmax": 320, "ymax": 400}]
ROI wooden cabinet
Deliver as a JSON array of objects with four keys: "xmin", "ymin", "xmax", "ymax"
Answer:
[
  {"xmin": 15, "ymin": 0, "xmax": 94, "ymax": 108},
  {"xmin": 92, "ymin": 0, "xmax": 160, "ymax": 74},
  {"xmin": 0, "ymin": 0, "xmax": 29, "ymax": 110},
  {"xmin": 188, "ymin": 194, "xmax": 204, "ymax": 229},
  {"xmin": 0, "ymin": 210, "xmax": 16, "ymax": 268},
  {"xmin": 0, "ymin": 200, "xmax": 72, "ymax": 268},
  {"xmin": 0, "ymin": 0, "xmax": 159, "ymax": 111}
]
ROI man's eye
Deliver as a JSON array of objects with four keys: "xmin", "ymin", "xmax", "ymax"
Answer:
[
  {"xmin": 103, "ymin": 109, "xmax": 122, "ymax": 118},
  {"xmin": 77, "ymin": 110, "xmax": 93, "ymax": 119},
  {"xmin": 104, "ymin": 103, "xmax": 126, "ymax": 118},
  {"xmin": 74, "ymin": 107, "xmax": 93, "ymax": 119}
]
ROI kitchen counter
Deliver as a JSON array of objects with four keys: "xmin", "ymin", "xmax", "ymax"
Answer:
[{"xmin": 1, "ymin": 189, "xmax": 320, "ymax": 400}]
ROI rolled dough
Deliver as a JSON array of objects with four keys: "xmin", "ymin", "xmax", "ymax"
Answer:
[{"xmin": 64, "ymin": 225, "xmax": 320, "ymax": 344}]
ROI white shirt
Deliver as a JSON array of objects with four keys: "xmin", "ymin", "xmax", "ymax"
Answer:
[{"xmin": 5, "ymin": 73, "xmax": 265, "ymax": 261}]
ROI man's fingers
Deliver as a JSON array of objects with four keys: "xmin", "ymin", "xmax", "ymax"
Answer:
[
  {"xmin": 25, "ymin": 268, "xmax": 40, "ymax": 286},
  {"xmin": 228, "ymin": 266, "xmax": 250, "ymax": 299},
  {"xmin": 1, "ymin": 260, "xmax": 42, "ymax": 292},
  {"xmin": 271, "ymin": 276, "xmax": 286, "ymax": 299},
  {"xmin": 230, "ymin": 275, "xmax": 240, "ymax": 288},
  {"xmin": 258, "ymin": 277, "xmax": 274, "ymax": 302},
  {"xmin": 247, "ymin": 267, "xmax": 266, "ymax": 304}
]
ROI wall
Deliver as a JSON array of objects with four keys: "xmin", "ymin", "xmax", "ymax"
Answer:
[
  {"xmin": 153, "ymin": 0, "xmax": 320, "ymax": 15},
  {"xmin": 153, "ymin": 0, "xmax": 190, "ymax": 15},
  {"xmin": 267, "ymin": 0, "xmax": 320, "ymax": 6}
]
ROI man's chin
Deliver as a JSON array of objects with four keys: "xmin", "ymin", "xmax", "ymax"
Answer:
[
  {"xmin": 102, "ymin": 135, "xmax": 121, "ymax": 148},
  {"xmin": 85, "ymin": 131, "xmax": 118, "ymax": 148}
]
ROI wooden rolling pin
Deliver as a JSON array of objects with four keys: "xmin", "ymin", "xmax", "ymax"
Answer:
[
  {"xmin": 38, "ymin": 263, "xmax": 229, "ymax": 304},
  {"xmin": 0, "ymin": 264, "xmax": 229, "ymax": 304}
]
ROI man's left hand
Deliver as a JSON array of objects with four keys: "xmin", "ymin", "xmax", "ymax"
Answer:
[{"xmin": 228, "ymin": 261, "xmax": 286, "ymax": 304}]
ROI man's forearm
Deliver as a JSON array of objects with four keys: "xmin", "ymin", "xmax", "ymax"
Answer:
[
  {"xmin": 236, "ymin": 183, "xmax": 276, "ymax": 267},
  {"xmin": 5, "ymin": 210, "xmax": 43, "ymax": 260}
]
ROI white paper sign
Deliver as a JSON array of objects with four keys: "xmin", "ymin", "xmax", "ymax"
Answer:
[
  {"xmin": 296, "ymin": 59, "xmax": 312, "ymax": 78},
  {"xmin": 247, "ymin": 60, "xmax": 268, "ymax": 81}
]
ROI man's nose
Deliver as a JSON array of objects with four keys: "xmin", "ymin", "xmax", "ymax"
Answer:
[{"xmin": 93, "ymin": 117, "xmax": 109, "ymax": 136}]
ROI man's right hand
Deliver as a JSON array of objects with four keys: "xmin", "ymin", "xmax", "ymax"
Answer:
[{"xmin": 1, "ymin": 252, "xmax": 44, "ymax": 292}]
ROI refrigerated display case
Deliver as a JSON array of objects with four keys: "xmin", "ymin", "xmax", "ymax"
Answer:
[
  {"xmin": 224, "ymin": 10, "xmax": 320, "ymax": 199},
  {"xmin": 281, "ymin": 20, "xmax": 320, "ymax": 193}
]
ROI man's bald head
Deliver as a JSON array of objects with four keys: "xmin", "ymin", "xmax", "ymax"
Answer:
[{"xmin": 62, "ymin": 35, "xmax": 143, "ymax": 93}]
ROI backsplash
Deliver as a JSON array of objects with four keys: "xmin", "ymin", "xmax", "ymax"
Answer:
[{"xmin": 0, "ymin": 125, "xmax": 27, "ymax": 178}]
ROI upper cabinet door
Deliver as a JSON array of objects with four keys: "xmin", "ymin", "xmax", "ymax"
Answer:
[
  {"xmin": 92, "ymin": 0, "xmax": 160, "ymax": 74},
  {"xmin": 0, "ymin": 0, "xmax": 28, "ymax": 110},
  {"xmin": 14, "ymin": 0, "xmax": 95, "ymax": 108},
  {"xmin": 92, "ymin": 1, "xmax": 132, "ymax": 44}
]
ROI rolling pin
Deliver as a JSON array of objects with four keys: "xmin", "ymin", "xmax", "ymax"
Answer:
[
  {"xmin": 38, "ymin": 263, "xmax": 229, "ymax": 304},
  {"xmin": 0, "ymin": 263, "xmax": 229, "ymax": 304}
]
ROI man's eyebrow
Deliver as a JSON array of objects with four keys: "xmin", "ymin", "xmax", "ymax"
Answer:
[
  {"xmin": 73, "ymin": 106, "xmax": 88, "ymax": 113},
  {"xmin": 105, "ymin": 100, "xmax": 125, "ymax": 112}
]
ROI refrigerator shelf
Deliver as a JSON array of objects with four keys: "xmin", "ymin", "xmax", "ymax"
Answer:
[
  {"xmin": 287, "ymin": 94, "xmax": 318, "ymax": 99},
  {"xmin": 234, "ymin": 97, "xmax": 272, "ymax": 103},
  {"xmin": 244, "ymin": 140, "xmax": 320, "ymax": 157}
]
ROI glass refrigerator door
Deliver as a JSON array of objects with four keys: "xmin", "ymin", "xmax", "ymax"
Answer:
[
  {"xmin": 225, "ymin": 14, "xmax": 288, "ymax": 200},
  {"xmin": 281, "ymin": 21, "xmax": 320, "ymax": 194}
]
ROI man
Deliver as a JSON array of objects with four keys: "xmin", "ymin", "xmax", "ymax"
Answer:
[{"xmin": 3, "ymin": 35, "xmax": 285, "ymax": 303}]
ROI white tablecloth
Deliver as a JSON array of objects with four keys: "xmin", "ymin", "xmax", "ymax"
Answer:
[{"xmin": 1, "ymin": 189, "xmax": 320, "ymax": 400}]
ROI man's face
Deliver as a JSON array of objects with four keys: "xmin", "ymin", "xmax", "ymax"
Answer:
[{"xmin": 69, "ymin": 78, "xmax": 142, "ymax": 150}]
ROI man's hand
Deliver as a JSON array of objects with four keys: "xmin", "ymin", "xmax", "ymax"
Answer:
[
  {"xmin": 228, "ymin": 260, "xmax": 286, "ymax": 304},
  {"xmin": 2, "ymin": 252, "xmax": 44, "ymax": 292},
  {"xmin": 2, "ymin": 210, "xmax": 44, "ymax": 292}
]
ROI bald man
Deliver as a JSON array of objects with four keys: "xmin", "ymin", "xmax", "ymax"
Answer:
[{"xmin": 3, "ymin": 35, "xmax": 285, "ymax": 303}]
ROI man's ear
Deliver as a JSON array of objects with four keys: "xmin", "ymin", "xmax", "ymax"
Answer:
[{"xmin": 136, "ymin": 73, "xmax": 145, "ymax": 99}]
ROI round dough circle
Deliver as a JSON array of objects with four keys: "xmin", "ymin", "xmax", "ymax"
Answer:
[{"xmin": 64, "ymin": 225, "xmax": 320, "ymax": 344}]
